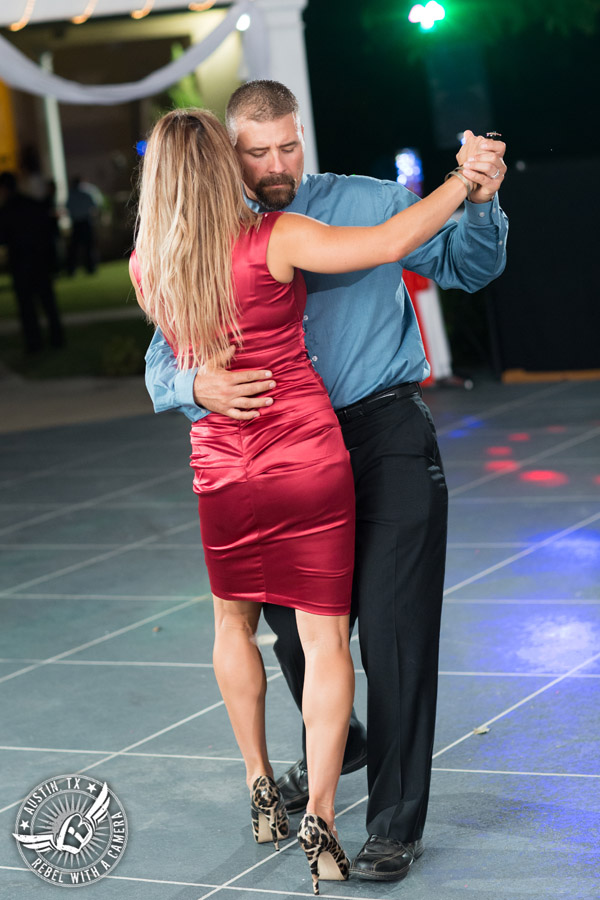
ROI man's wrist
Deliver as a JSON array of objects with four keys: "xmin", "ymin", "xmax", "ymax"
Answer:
[
  {"xmin": 174, "ymin": 367, "xmax": 200, "ymax": 408},
  {"xmin": 464, "ymin": 194, "xmax": 496, "ymax": 224}
]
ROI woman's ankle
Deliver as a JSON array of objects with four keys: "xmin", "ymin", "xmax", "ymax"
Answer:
[
  {"xmin": 247, "ymin": 768, "xmax": 274, "ymax": 790},
  {"xmin": 306, "ymin": 802, "xmax": 336, "ymax": 831}
]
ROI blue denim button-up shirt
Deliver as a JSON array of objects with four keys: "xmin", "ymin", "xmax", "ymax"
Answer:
[{"xmin": 144, "ymin": 173, "xmax": 508, "ymax": 419}]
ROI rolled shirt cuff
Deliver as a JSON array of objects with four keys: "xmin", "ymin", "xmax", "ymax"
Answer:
[
  {"xmin": 465, "ymin": 194, "xmax": 498, "ymax": 225},
  {"xmin": 173, "ymin": 368, "xmax": 209, "ymax": 421}
]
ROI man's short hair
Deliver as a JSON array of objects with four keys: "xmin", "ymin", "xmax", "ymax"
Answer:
[{"xmin": 225, "ymin": 80, "xmax": 300, "ymax": 143}]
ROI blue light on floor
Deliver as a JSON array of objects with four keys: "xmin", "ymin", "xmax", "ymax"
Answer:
[
  {"xmin": 550, "ymin": 533, "xmax": 600, "ymax": 562},
  {"xmin": 514, "ymin": 612, "xmax": 599, "ymax": 670},
  {"xmin": 445, "ymin": 418, "xmax": 485, "ymax": 438},
  {"xmin": 446, "ymin": 429, "xmax": 469, "ymax": 439}
]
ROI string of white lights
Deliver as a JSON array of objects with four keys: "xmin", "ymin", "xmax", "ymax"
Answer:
[
  {"xmin": 131, "ymin": 0, "xmax": 155, "ymax": 20},
  {"xmin": 9, "ymin": 0, "xmax": 37, "ymax": 32},
  {"xmin": 10, "ymin": 0, "xmax": 220, "ymax": 30},
  {"xmin": 71, "ymin": 0, "xmax": 99, "ymax": 25}
]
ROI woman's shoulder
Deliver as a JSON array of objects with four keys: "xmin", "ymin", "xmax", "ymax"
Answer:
[
  {"xmin": 258, "ymin": 210, "xmax": 285, "ymax": 233},
  {"xmin": 236, "ymin": 211, "xmax": 284, "ymax": 252}
]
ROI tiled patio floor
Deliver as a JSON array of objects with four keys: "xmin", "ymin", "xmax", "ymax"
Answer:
[{"xmin": 1, "ymin": 375, "xmax": 598, "ymax": 899}]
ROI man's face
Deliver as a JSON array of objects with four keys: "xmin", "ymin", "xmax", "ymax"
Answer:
[{"xmin": 233, "ymin": 113, "xmax": 305, "ymax": 211}]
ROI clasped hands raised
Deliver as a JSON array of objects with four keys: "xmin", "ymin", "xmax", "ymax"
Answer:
[{"xmin": 457, "ymin": 129, "xmax": 507, "ymax": 203}]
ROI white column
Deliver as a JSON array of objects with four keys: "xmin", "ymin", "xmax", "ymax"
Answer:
[
  {"xmin": 40, "ymin": 51, "xmax": 68, "ymax": 206},
  {"xmin": 252, "ymin": 0, "xmax": 319, "ymax": 174}
]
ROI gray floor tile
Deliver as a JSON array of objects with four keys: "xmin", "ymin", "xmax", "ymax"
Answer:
[
  {"xmin": 0, "ymin": 548, "xmax": 111, "ymax": 592},
  {"xmin": 444, "ymin": 547, "xmax": 523, "ymax": 592},
  {"xmin": 27, "ymin": 545, "xmax": 211, "ymax": 597},
  {"xmin": 66, "ymin": 598, "xmax": 216, "ymax": 663},
  {"xmin": 437, "ymin": 676, "xmax": 600, "ymax": 775},
  {"xmin": 0, "ymin": 750, "xmax": 106, "ymax": 817},
  {"xmin": 434, "ymin": 674, "xmax": 554, "ymax": 754},
  {"xmin": 0, "ymin": 505, "xmax": 199, "ymax": 547},
  {"xmin": 0, "ymin": 597, "xmax": 196, "ymax": 659},
  {"xmin": 448, "ymin": 498, "xmax": 600, "ymax": 544},
  {"xmin": 139, "ymin": 673, "xmax": 304, "ymax": 761},
  {"xmin": 120, "ymin": 478, "xmax": 197, "ymax": 505},
  {"xmin": 0, "ymin": 661, "xmax": 35, "ymax": 680},
  {"xmin": 0, "ymin": 504, "xmax": 63, "ymax": 531},
  {"xmin": 446, "ymin": 524, "xmax": 600, "ymax": 600},
  {"xmin": 0, "ymin": 871, "xmax": 211, "ymax": 900},
  {"xmin": 0, "ymin": 661, "xmax": 222, "ymax": 752},
  {"xmin": 0, "ymin": 472, "xmax": 171, "ymax": 506}
]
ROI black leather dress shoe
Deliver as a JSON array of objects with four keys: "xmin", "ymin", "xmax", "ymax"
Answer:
[
  {"xmin": 276, "ymin": 743, "xmax": 368, "ymax": 815},
  {"xmin": 350, "ymin": 835, "xmax": 424, "ymax": 881},
  {"xmin": 276, "ymin": 759, "xmax": 309, "ymax": 814}
]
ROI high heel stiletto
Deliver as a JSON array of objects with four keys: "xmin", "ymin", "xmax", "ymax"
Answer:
[
  {"xmin": 297, "ymin": 812, "xmax": 350, "ymax": 895},
  {"xmin": 250, "ymin": 775, "xmax": 289, "ymax": 851}
]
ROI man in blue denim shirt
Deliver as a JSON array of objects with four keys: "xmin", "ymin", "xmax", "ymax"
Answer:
[{"xmin": 144, "ymin": 80, "xmax": 508, "ymax": 881}]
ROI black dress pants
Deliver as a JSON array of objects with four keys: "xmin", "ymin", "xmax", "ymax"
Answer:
[{"xmin": 263, "ymin": 390, "xmax": 448, "ymax": 842}]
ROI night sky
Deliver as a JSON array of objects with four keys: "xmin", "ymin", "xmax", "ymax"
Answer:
[{"xmin": 303, "ymin": 0, "xmax": 600, "ymax": 188}]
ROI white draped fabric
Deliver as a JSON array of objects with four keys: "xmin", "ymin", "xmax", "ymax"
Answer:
[{"xmin": 0, "ymin": 0, "xmax": 269, "ymax": 104}]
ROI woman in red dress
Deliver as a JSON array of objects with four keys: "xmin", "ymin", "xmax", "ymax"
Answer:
[{"xmin": 130, "ymin": 109, "xmax": 482, "ymax": 893}]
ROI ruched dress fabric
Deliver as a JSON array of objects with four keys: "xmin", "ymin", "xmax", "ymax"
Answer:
[{"xmin": 135, "ymin": 212, "xmax": 355, "ymax": 615}]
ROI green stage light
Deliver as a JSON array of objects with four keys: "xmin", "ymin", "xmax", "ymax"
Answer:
[{"xmin": 408, "ymin": 1, "xmax": 446, "ymax": 30}]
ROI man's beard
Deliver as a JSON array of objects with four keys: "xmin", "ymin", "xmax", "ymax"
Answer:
[{"xmin": 253, "ymin": 174, "xmax": 298, "ymax": 211}]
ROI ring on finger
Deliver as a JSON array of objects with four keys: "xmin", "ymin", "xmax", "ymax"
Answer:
[{"xmin": 491, "ymin": 168, "xmax": 500, "ymax": 179}]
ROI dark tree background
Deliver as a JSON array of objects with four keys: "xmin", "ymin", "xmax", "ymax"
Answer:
[
  {"xmin": 303, "ymin": 0, "xmax": 600, "ymax": 186},
  {"xmin": 301, "ymin": 0, "xmax": 600, "ymax": 374}
]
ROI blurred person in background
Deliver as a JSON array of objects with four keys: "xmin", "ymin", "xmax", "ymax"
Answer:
[
  {"xmin": 66, "ymin": 176, "xmax": 100, "ymax": 276},
  {"xmin": 0, "ymin": 170, "xmax": 64, "ymax": 352}
]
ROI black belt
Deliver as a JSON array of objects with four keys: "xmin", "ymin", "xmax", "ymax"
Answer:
[{"xmin": 335, "ymin": 381, "xmax": 421, "ymax": 424}]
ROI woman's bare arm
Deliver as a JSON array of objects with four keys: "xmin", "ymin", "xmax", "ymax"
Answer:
[{"xmin": 267, "ymin": 131, "xmax": 486, "ymax": 283}]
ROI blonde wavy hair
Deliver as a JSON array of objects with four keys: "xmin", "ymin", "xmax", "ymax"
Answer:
[{"xmin": 134, "ymin": 108, "xmax": 259, "ymax": 370}]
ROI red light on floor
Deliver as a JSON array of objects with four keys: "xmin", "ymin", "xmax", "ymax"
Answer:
[
  {"xmin": 593, "ymin": 475, "xmax": 600, "ymax": 486},
  {"xmin": 519, "ymin": 469, "xmax": 569, "ymax": 487},
  {"xmin": 484, "ymin": 460, "xmax": 519, "ymax": 473},
  {"xmin": 546, "ymin": 425, "xmax": 567, "ymax": 433},
  {"xmin": 508, "ymin": 432, "xmax": 530, "ymax": 441},
  {"xmin": 487, "ymin": 446, "xmax": 513, "ymax": 457}
]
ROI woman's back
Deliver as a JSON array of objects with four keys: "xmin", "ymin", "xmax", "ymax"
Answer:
[
  {"xmin": 186, "ymin": 210, "xmax": 355, "ymax": 615},
  {"xmin": 209, "ymin": 211, "xmax": 333, "ymax": 428}
]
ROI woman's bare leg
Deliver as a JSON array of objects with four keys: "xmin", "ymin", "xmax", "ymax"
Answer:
[
  {"xmin": 212, "ymin": 594, "xmax": 271, "ymax": 787},
  {"xmin": 295, "ymin": 610, "xmax": 355, "ymax": 830}
]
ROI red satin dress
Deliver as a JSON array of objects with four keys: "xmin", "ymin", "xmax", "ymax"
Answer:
[{"xmin": 134, "ymin": 212, "xmax": 355, "ymax": 615}]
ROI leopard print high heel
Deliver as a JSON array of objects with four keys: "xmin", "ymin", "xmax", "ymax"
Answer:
[
  {"xmin": 250, "ymin": 775, "xmax": 289, "ymax": 851},
  {"xmin": 297, "ymin": 812, "xmax": 350, "ymax": 895}
]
